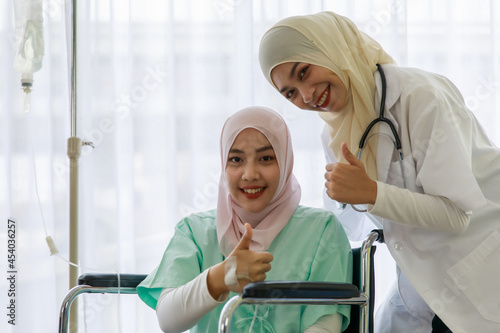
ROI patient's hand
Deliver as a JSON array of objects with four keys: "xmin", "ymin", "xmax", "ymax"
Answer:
[
  {"xmin": 227, "ymin": 223, "xmax": 274, "ymax": 292},
  {"xmin": 207, "ymin": 223, "xmax": 273, "ymax": 299}
]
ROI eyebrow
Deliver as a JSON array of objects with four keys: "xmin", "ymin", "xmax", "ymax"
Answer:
[
  {"xmin": 256, "ymin": 145, "xmax": 274, "ymax": 153},
  {"xmin": 229, "ymin": 145, "xmax": 274, "ymax": 154},
  {"xmin": 279, "ymin": 62, "xmax": 301, "ymax": 94}
]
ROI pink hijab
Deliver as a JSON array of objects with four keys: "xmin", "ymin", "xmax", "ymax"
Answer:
[{"xmin": 217, "ymin": 106, "xmax": 301, "ymax": 257}]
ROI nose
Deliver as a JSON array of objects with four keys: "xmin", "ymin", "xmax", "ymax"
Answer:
[
  {"xmin": 298, "ymin": 84, "xmax": 314, "ymax": 104},
  {"xmin": 242, "ymin": 162, "xmax": 260, "ymax": 181}
]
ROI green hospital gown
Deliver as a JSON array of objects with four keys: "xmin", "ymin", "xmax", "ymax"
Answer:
[{"xmin": 137, "ymin": 205, "xmax": 352, "ymax": 332}]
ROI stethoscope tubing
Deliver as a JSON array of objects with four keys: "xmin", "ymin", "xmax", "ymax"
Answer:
[
  {"xmin": 340, "ymin": 64, "xmax": 405, "ymax": 212},
  {"xmin": 359, "ymin": 64, "xmax": 402, "ymax": 153}
]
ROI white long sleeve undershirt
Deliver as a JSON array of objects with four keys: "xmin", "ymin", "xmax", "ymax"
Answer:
[
  {"xmin": 155, "ymin": 269, "xmax": 342, "ymax": 333},
  {"xmin": 156, "ymin": 269, "xmax": 228, "ymax": 333},
  {"xmin": 368, "ymin": 181, "xmax": 470, "ymax": 233},
  {"xmin": 306, "ymin": 313, "xmax": 342, "ymax": 332}
]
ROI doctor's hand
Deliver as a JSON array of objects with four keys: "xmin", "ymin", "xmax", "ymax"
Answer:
[
  {"xmin": 324, "ymin": 142, "xmax": 377, "ymax": 205},
  {"xmin": 207, "ymin": 224, "xmax": 273, "ymax": 298}
]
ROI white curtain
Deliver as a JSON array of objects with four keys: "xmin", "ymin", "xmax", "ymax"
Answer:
[{"xmin": 1, "ymin": 0, "xmax": 499, "ymax": 332}]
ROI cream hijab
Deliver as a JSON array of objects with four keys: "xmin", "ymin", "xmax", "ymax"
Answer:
[
  {"xmin": 259, "ymin": 11, "xmax": 396, "ymax": 180},
  {"xmin": 216, "ymin": 106, "xmax": 301, "ymax": 257}
]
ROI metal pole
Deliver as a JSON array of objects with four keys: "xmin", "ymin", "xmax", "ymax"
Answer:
[
  {"xmin": 68, "ymin": 137, "xmax": 81, "ymax": 331},
  {"xmin": 71, "ymin": 0, "xmax": 77, "ymax": 138},
  {"xmin": 68, "ymin": 0, "xmax": 80, "ymax": 331}
]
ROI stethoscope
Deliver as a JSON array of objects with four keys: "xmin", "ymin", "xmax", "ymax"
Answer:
[{"xmin": 341, "ymin": 64, "xmax": 405, "ymax": 212}]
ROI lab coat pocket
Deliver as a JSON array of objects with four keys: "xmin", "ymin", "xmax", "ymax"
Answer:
[{"xmin": 446, "ymin": 230, "xmax": 500, "ymax": 323}]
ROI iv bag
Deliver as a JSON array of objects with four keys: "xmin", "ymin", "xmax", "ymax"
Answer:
[
  {"xmin": 13, "ymin": 19, "xmax": 44, "ymax": 74},
  {"xmin": 13, "ymin": 0, "xmax": 45, "ymax": 112}
]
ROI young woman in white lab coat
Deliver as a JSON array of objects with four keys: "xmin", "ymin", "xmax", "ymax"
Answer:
[{"xmin": 259, "ymin": 11, "xmax": 500, "ymax": 333}]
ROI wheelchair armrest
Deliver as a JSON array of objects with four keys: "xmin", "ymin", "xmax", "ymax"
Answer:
[
  {"xmin": 77, "ymin": 273, "xmax": 147, "ymax": 288},
  {"xmin": 59, "ymin": 274, "xmax": 147, "ymax": 333},
  {"xmin": 242, "ymin": 281, "xmax": 360, "ymax": 299}
]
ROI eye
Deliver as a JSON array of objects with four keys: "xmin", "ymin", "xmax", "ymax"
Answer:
[
  {"xmin": 285, "ymin": 89, "xmax": 295, "ymax": 100},
  {"xmin": 299, "ymin": 65, "xmax": 308, "ymax": 79},
  {"xmin": 260, "ymin": 155, "xmax": 276, "ymax": 163},
  {"xmin": 228, "ymin": 156, "xmax": 242, "ymax": 163}
]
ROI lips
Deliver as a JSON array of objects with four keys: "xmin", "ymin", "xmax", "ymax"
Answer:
[
  {"xmin": 315, "ymin": 85, "xmax": 330, "ymax": 108},
  {"xmin": 241, "ymin": 187, "xmax": 266, "ymax": 199}
]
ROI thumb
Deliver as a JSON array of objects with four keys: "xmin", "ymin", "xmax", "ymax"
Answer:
[
  {"xmin": 234, "ymin": 223, "xmax": 253, "ymax": 251},
  {"xmin": 341, "ymin": 142, "xmax": 363, "ymax": 167}
]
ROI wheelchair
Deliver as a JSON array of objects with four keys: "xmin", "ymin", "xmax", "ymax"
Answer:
[
  {"xmin": 218, "ymin": 229, "xmax": 383, "ymax": 333},
  {"xmin": 58, "ymin": 229, "xmax": 383, "ymax": 333}
]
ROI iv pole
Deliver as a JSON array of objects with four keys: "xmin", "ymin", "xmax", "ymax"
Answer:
[
  {"xmin": 68, "ymin": 0, "xmax": 79, "ymax": 288},
  {"xmin": 67, "ymin": 0, "xmax": 88, "ymax": 330}
]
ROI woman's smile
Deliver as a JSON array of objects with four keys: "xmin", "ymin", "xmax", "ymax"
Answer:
[
  {"xmin": 241, "ymin": 186, "xmax": 267, "ymax": 199},
  {"xmin": 315, "ymin": 85, "xmax": 330, "ymax": 108}
]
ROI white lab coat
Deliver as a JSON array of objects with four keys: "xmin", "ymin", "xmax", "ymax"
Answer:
[{"xmin": 322, "ymin": 64, "xmax": 500, "ymax": 333}]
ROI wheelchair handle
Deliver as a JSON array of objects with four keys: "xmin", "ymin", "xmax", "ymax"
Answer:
[{"xmin": 371, "ymin": 229, "xmax": 384, "ymax": 244}]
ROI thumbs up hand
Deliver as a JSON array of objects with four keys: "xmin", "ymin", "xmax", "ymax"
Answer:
[
  {"xmin": 341, "ymin": 141, "xmax": 364, "ymax": 168},
  {"xmin": 324, "ymin": 142, "xmax": 377, "ymax": 205},
  {"xmin": 207, "ymin": 224, "xmax": 273, "ymax": 298},
  {"xmin": 232, "ymin": 223, "xmax": 253, "ymax": 252},
  {"xmin": 224, "ymin": 223, "xmax": 273, "ymax": 293}
]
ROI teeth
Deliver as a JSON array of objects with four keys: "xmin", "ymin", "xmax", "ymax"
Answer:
[
  {"xmin": 317, "ymin": 86, "xmax": 329, "ymax": 106},
  {"xmin": 243, "ymin": 188, "xmax": 263, "ymax": 194}
]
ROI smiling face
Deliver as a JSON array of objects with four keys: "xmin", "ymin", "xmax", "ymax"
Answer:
[
  {"xmin": 270, "ymin": 62, "xmax": 348, "ymax": 112},
  {"xmin": 225, "ymin": 128, "xmax": 280, "ymax": 213}
]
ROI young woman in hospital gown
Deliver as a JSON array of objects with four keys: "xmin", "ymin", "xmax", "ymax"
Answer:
[
  {"xmin": 258, "ymin": 11, "xmax": 500, "ymax": 333},
  {"xmin": 137, "ymin": 106, "xmax": 352, "ymax": 333}
]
